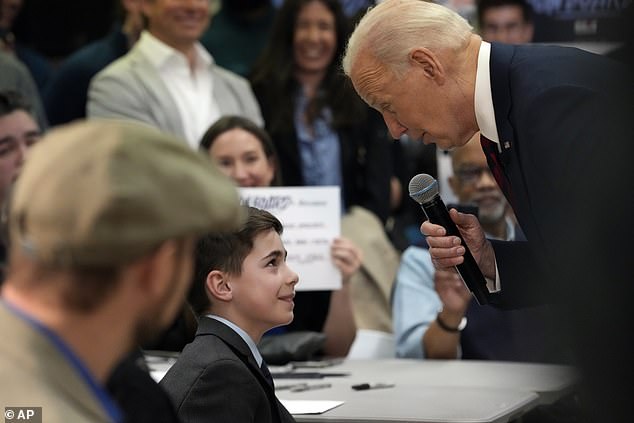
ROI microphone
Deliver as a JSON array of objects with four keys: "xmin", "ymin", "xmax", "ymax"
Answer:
[{"xmin": 409, "ymin": 174, "xmax": 489, "ymax": 305}]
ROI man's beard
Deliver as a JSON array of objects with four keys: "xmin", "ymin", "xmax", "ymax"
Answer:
[
  {"xmin": 478, "ymin": 200, "xmax": 507, "ymax": 226},
  {"xmin": 134, "ymin": 261, "xmax": 189, "ymax": 347}
]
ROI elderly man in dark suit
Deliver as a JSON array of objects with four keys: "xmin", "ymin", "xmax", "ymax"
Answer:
[{"xmin": 342, "ymin": 1, "xmax": 633, "ymax": 421}]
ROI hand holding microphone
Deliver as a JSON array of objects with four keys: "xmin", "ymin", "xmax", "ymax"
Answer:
[{"xmin": 409, "ymin": 174, "xmax": 492, "ymax": 305}]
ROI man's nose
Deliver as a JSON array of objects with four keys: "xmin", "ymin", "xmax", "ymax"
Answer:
[
  {"xmin": 476, "ymin": 167, "xmax": 497, "ymax": 189},
  {"xmin": 15, "ymin": 141, "xmax": 28, "ymax": 165},
  {"xmin": 383, "ymin": 113, "xmax": 407, "ymax": 139}
]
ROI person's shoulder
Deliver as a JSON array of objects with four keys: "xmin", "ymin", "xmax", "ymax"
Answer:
[
  {"xmin": 211, "ymin": 63, "xmax": 251, "ymax": 87},
  {"xmin": 166, "ymin": 338, "xmax": 250, "ymax": 386},
  {"xmin": 96, "ymin": 44, "xmax": 147, "ymax": 76},
  {"xmin": 401, "ymin": 246, "xmax": 432, "ymax": 269},
  {"xmin": 0, "ymin": 50, "xmax": 30, "ymax": 76},
  {"xmin": 58, "ymin": 34, "xmax": 129, "ymax": 75}
]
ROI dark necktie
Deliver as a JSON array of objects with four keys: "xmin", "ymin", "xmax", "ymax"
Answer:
[
  {"xmin": 260, "ymin": 361, "xmax": 274, "ymax": 388},
  {"xmin": 480, "ymin": 135, "xmax": 516, "ymax": 210}
]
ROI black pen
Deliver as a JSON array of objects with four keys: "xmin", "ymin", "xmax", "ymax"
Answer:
[
  {"xmin": 351, "ymin": 382, "xmax": 395, "ymax": 391},
  {"xmin": 290, "ymin": 383, "xmax": 332, "ymax": 392},
  {"xmin": 276, "ymin": 383, "xmax": 308, "ymax": 391}
]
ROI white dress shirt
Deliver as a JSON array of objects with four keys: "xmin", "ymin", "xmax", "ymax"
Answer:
[
  {"xmin": 474, "ymin": 41, "xmax": 501, "ymax": 150},
  {"xmin": 137, "ymin": 31, "xmax": 220, "ymax": 149},
  {"xmin": 474, "ymin": 40, "xmax": 503, "ymax": 292}
]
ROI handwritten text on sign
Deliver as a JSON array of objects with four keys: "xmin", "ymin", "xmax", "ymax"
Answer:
[{"xmin": 239, "ymin": 186, "xmax": 341, "ymax": 291}]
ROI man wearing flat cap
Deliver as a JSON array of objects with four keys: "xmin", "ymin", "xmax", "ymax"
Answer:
[{"xmin": 0, "ymin": 120, "xmax": 243, "ymax": 422}]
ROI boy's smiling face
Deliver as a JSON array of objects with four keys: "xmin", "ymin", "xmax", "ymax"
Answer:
[{"xmin": 228, "ymin": 229, "xmax": 298, "ymax": 340}]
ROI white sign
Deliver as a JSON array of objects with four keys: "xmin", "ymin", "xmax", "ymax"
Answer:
[{"xmin": 239, "ymin": 186, "xmax": 341, "ymax": 291}]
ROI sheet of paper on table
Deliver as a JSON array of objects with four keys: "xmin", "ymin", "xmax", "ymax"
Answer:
[{"xmin": 279, "ymin": 400, "xmax": 344, "ymax": 415}]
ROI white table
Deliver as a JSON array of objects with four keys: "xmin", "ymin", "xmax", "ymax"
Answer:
[{"xmin": 275, "ymin": 359, "xmax": 579, "ymax": 422}]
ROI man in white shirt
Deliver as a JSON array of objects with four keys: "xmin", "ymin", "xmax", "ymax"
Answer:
[{"xmin": 87, "ymin": 0, "xmax": 263, "ymax": 148}]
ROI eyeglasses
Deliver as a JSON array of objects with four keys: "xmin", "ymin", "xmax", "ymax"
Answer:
[{"xmin": 454, "ymin": 166, "xmax": 493, "ymax": 185}]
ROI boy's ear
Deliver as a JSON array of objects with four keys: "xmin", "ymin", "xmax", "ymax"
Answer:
[{"xmin": 205, "ymin": 270, "xmax": 233, "ymax": 302}]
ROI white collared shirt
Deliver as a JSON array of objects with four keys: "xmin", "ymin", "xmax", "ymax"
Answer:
[
  {"xmin": 474, "ymin": 41, "xmax": 501, "ymax": 152},
  {"xmin": 136, "ymin": 31, "xmax": 220, "ymax": 149},
  {"xmin": 436, "ymin": 148, "xmax": 459, "ymax": 206},
  {"xmin": 206, "ymin": 314, "xmax": 264, "ymax": 367},
  {"xmin": 474, "ymin": 40, "xmax": 503, "ymax": 292}
]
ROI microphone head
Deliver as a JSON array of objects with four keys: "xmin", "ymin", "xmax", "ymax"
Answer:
[{"xmin": 408, "ymin": 174, "xmax": 439, "ymax": 204}]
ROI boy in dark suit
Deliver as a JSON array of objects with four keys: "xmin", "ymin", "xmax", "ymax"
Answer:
[{"xmin": 160, "ymin": 206, "xmax": 298, "ymax": 423}]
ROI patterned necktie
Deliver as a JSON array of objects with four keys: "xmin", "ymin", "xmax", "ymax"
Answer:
[
  {"xmin": 260, "ymin": 361, "xmax": 274, "ymax": 388},
  {"xmin": 480, "ymin": 135, "xmax": 516, "ymax": 210}
]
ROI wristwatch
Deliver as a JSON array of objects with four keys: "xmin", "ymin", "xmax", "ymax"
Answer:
[{"xmin": 436, "ymin": 314, "xmax": 467, "ymax": 332}]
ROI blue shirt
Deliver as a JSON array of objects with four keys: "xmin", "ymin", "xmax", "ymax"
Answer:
[
  {"xmin": 393, "ymin": 218, "xmax": 517, "ymax": 359},
  {"xmin": 294, "ymin": 90, "xmax": 342, "ymax": 188},
  {"xmin": 294, "ymin": 90, "xmax": 344, "ymax": 214}
]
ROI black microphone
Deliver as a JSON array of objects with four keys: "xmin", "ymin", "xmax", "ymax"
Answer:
[{"xmin": 408, "ymin": 174, "xmax": 489, "ymax": 305}]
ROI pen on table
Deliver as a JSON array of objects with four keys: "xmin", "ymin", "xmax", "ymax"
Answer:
[
  {"xmin": 351, "ymin": 382, "xmax": 395, "ymax": 391},
  {"xmin": 276, "ymin": 383, "xmax": 308, "ymax": 391},
  {"xmin": 271, "ymin": 371, "xmax": 349, "ymax": 379},
  {"xmin": 290, "ymin": 383, "xmax": 332, "ymax": 392}
]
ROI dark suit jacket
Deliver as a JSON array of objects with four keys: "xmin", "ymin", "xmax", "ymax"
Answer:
[
  {"xmin": 485, "ymin": 43, "xmax": 634, "ymax": 420},
  {"xmin": 43, "ymin": 27, "xmax": 129, "ymax": 126},
  {"xmin": 160, "ymin": 317, "xmax": 295, "ymax": 423},
  {"xmin": 485, "ymin": 43, "xmax": 634, "ymax": 308},
  {"xmin": 107, "ymin": 349, "xmax": 180, "ymax": 423}
]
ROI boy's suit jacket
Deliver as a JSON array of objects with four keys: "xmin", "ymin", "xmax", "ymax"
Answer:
[
  {"xmin": 87, "ymin": 43, "xmax": 263, "ymax": 142},
  {"xmin": 160, "ymin": 317, "xmax": 295, "ymax": 423}
]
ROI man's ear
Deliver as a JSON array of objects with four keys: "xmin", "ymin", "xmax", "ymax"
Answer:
[
  {"xmin": 133, "ymin": 240, "xmax": 178, "ymax": 298},
  {"xmin": 410, "ymin": 47, "xmax": 445, "ymax": 84},
  {"xmin": 205, "ymin": 270, "xmax": 232, "ymax": 302}
]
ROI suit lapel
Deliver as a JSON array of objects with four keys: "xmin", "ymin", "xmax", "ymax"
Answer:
[
  {"xmin": 488, "ymin": 43, "xmax": 537, "ymax": 241},
  {"xmin": 196, "ymin": 318, "xmax": 270, "ymax": 389},
  {"xmin": 488, "ymin": 43, "xmax": 515, "ymax": 164},
  {"xmin": 196, "ymin": 317, "xmax": 291, "ymax": 423},
  {"xmin": 128, "ymin": 47, "xmax": 185, "ymax": 137}
]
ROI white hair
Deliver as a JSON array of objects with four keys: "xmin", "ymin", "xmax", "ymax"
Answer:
[{"xmin": 343, "ymin": 0, "xmax": 474, "ymax": 78}]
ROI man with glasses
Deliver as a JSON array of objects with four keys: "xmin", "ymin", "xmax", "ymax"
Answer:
[{"xmin": 392, "ymin": 134, "xmax": 565, "ymax": 364}]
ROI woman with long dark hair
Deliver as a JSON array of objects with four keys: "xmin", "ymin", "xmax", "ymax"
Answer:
[{"xmin": 250, "ymin": 0, "xmax": 394, "ymax": 224}]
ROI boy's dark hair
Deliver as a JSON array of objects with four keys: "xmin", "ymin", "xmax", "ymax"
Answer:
[
  {"xmin": 477, "ymin": 0, "xmax": 534, "ymax": 26},
  {"xmin": 188, "ymin": 207, "xmax": 283, "ymax": 316},
  {"xmin": 0, "ymin": 90, "xmax": 32, "ymax": 118}
]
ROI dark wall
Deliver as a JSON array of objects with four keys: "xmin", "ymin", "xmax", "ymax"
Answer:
[{"xmin": 12, "ymin": 0, "xmax": 117, "ymax": 59}]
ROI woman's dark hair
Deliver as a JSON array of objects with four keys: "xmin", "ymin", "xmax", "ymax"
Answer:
[
  {"xmin": 199, "ymin": 115, "xmax": 282, "ymax": 186},
  {"xmin": 250, "ymin": 0, "xmax": 367, "ymax": 135}
]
